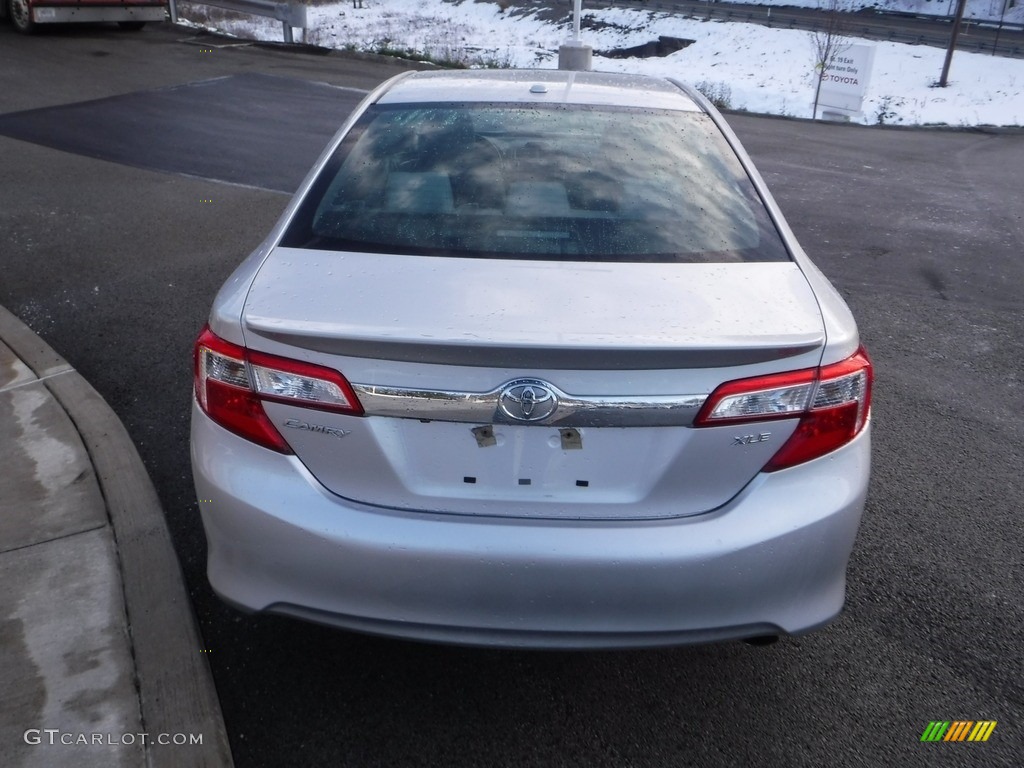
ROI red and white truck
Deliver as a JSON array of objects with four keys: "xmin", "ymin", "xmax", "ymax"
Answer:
[{"xmin": 4, "ymin": 0, "xmax": 167, "ymax": 33}]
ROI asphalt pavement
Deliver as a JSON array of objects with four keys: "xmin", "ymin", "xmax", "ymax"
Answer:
[{"xmin": 1, "ymin": 18, "xmax": 1022, "ymax": 768}]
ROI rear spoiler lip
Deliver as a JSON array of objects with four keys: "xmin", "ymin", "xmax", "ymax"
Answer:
[{"xmin": 245, "ymin": 319, "xmax": 824, "ymax": 371}]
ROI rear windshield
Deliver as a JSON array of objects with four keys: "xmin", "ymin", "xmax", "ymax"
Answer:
[{"xmin": 281, "ymin": 103, "xmax": 790, "ymax": 263}]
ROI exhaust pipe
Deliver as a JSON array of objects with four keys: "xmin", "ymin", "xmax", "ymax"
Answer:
[{"xmin": 743, "ymin": 635, "xmax": 780, "ymax": 647}]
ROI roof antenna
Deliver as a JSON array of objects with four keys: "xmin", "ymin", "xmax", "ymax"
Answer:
[{"xmin": 558, "ymin": 0, "xmax": 593, "ymax": 71}]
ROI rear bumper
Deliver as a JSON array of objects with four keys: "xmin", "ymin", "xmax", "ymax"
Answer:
[{"xmin": 191, "ymin": 403, "xmax": 870, "ymax": 648}]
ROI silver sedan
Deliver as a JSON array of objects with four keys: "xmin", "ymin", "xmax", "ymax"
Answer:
[{"xmin": 191, "ymin": 69, "xmax": 872, "ymax": 648}]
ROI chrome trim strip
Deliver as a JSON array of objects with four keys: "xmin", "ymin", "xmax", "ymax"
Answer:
[{"xmin": 352, "ymin": 381, "xmax": 706, "ymax": 427}]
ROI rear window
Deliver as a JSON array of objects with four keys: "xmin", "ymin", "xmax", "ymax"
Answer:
[{"xmin": 281, "ymin": 103, "xmax": 790, "ymax": 263}]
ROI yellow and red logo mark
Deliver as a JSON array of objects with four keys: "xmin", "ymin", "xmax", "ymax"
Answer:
[{"xmin": 920, "ymin": 721, "xmax": 997, "ymax": 742}]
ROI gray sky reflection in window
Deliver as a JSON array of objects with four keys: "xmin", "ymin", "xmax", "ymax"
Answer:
[{"xmin": 289, "ymin": 104, "xmax": 789, "ymax": 263}]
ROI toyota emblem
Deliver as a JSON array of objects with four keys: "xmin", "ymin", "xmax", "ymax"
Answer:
[{"xmin": 498, "ymin": 379, "xmax": 558, "ymax": 422}]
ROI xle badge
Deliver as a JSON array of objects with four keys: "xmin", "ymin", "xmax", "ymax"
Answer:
[{"xmin": 733, "ymin": 432, "xmax": 771, "ymax": 446}]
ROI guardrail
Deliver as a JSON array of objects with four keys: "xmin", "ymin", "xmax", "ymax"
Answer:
[
  {"xmin": 167, "ymin": 0, "xmax": 1022, "ymax": 56},
  {"xmin": 168, "ymin": 0, "xmax": 306, "ymax": 43},
  {"xmin": 601, "ymin": 0, "xmax": 1024, "ymax": 58}
]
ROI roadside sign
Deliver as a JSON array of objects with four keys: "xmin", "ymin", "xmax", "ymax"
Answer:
[{"xmin": 819, "ymin": 44, "xmax": 876, "ymax": 116}]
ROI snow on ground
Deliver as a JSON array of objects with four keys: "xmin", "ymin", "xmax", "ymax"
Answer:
[{"xmin": 178, "ymin": 0, "xmax": 1024, "ymax": 126}]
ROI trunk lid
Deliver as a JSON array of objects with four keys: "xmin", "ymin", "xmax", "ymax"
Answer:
[{"xmin": 242, "ymin": 248, "xmax": 825, "ymax": 519}]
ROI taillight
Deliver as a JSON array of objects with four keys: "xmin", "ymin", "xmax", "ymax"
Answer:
[
  {"xmin": 193, "ymin": 326, "xmax": 363, "ymax": 453},
  {"xmin": 694, "ymin": 347, "xmax": 872, "ymax": 472}
]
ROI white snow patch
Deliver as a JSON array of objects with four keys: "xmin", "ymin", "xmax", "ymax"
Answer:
[{"xmin": 177, "ymin": 0, "xmax": 1024, "ymax": 126}]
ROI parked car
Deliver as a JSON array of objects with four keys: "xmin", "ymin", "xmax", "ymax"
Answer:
[
  {"xmin": 191, "ymin": 69, "xmax": 873, "ymax": 649},
  {"xmin": 4, "ymin": 0, "xmax": 165, "ymax": 33}
]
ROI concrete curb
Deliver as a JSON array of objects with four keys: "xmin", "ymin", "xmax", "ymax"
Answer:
[{"xmin": 0, "ymin": 304, "xmax": 233, "ymax": 768}]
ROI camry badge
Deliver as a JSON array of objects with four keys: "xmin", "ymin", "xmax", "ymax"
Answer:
[
  {"xmin": 283, "ymin": 419, "xmax": 351, "ymax": 439},
  {"xmin": 498, "ymin": 379, "xmax": 558, "ymax": 422}
]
